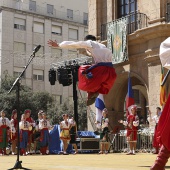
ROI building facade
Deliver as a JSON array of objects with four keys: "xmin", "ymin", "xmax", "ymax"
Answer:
[
  {"xmin": 87, "ymin": 0, "xmax": 170, "ymax": 130},
  {"xmin": 0, "ymin": 0, "xmax": 88, "ymax": 104}
]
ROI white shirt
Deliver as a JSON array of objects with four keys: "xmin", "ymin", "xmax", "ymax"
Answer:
[
  {"xmin": 39, "ymin": 119, "xmax": 51, "ymax": 130},
  {"xmin": 147, "ymin": 115, "xmax": 160, "ymax": 125},
  {"xmin": 68, "ymin": 119, "xmax": 76, "ymax": 126},
  {"xmin": 0, "ymin": 117, "xmax": 10, "ymax": 127},
  {"xmin": 60, "ymin": 120, "xmax": 71, "ymax": 129},
  {"xmin": 19, "ymin": 121, "xmax": 31, "ymax": 130},
  {"xmin": 59, "ymin": 40, "xmax": 112, "ymax": 64},
  {"xmin": 160, "ymin": 37, "xmax": 170, "ymax": 69}
]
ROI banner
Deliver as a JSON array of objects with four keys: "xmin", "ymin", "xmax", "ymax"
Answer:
[{"xmin": 107, "ymin": 17, "xmax": 128, "ymax": 64}]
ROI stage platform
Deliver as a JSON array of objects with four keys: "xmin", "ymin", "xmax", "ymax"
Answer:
[{"xmin": 1, "ymin": 153, "xmax": 170, "ymax": 170}]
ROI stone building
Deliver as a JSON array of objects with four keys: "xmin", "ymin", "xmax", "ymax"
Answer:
[
  {"xmin": 87, "ymin": 0, "xmax": 170, "ymax": 131},
  {"xmin": 0, "ymin": 0, "xmax": 88, "ymax": 104}
]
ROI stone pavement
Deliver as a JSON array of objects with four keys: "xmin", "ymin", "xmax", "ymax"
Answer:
[{"xmin": 1, "ymin": 153, "xmax": 170, "ymax": 170}]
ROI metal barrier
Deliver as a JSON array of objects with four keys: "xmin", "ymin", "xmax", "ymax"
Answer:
[{"xmin": 108, "ymin": 128, "xmax": 154, "ymax": 153}]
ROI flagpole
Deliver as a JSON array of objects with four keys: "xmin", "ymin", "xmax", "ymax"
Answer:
[{"xmin": 161, "ymin": 70, "xmax": 170, "ymax": 86}]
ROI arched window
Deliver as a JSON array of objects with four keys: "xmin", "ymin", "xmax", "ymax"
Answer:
[{"xmin": 118, "ymin": 0, "xmax": 137, "ymax": 18}]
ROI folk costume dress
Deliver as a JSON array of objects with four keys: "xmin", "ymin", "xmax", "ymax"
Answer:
[
  {"xmin": 25, "ymin": 114, "xmax": 35, "ymax": 144},
  {"xmin": 123, "ymin": 106, "xmax": 139, "ymax": 142},
  {"xmin": 34, "ymin": 118, "xmax": 42, "ymax": 141},
  {"xmin": 59, "ymin": 40, "xmax": 117, "ymax": 95},
  {"xmin": 39, "ymin": 119, "xmax": 51, "ymax": 155},
  {"xmin": 10, "ymin": 116, "xmax": 18, "ymax": 142},
  {"xmin": 60, "ymin": 120, "xmax": 71, "ymax": 141},
  {"xmin": 0, "ymin": 117, "xmax": 10, "ymax": 155},
  {"xmin": 68, "ymin": 119, "xmax": 77, "ymax": 144},
  {"xmin": 100, "ymin": 117, "xmax": 109, "ymax": 142},
  {"xmin": 19, "ymin": 120, "xmax": 31, "ymax": 155}
]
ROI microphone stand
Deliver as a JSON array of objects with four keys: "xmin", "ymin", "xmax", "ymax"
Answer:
[{"xmin": 8, "ymin": 49, "xmax": 38, "ymax": 170}]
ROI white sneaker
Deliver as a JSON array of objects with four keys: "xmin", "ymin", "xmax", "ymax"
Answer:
[
  {"xmin": 132, "ymin": 150, "xmax": 136, "ymax": 155},
  {"xmin": 12, "ymin": 152, "xmax": 15, "ymax": 155},
  {"xmin": 46, "ymin": 150, "xmax": 49, "ymax": 155}
]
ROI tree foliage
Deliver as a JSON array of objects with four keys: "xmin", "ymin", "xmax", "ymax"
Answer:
[
  {"xmin": 0, "ymin": 74, "xmax": 53, "ymax": 120},
  {"xmin": 0, "ymin": 74, "xmax": 87, "ymax": 130}
]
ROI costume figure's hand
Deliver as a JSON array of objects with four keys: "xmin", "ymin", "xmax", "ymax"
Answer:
[
  {"xmin": 118, "ymin": 120, "xmax": 123, "ymax": 123},
  {"xmin": 47, "ymin": 40, "xmax": 59, "ymax": 47}
]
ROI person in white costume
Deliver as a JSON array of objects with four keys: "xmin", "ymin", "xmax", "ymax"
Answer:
[{"xmin": 48, "ymin": 35, "xmax": 117, "ymax": 106}]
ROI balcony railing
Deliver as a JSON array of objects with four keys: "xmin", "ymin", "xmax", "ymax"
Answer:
[
  {"xmin": 0, "ymin": 0, "xmax": 88, "ymax": 26},
  {"xmin": 101, "ymin": 12, "xmax": 149, "ymax": 41}
]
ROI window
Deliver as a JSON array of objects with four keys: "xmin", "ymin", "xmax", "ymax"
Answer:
[
  {"xmin": 33, "ymin": 22, "xmax": 44, "ymax": 34},
  {"xmin": 14, "ymin": 42, "xmax": 26, "ymax": 52},
  {"xmin": 118, "ymin": 0, "xmax": 137, "ymax": 33},
  {"xmin": 29, "ymin": 0, "xmax": 36, "ymax": 12},
  {"xmin": 69, "ymin": 28, "xmax": 78, "ymax": 40},
  {"xmin": 118, "ymin": 0, "xmax": 137, "ymax": 18},
  {"xmin": 14, "ymin": 18, "xmax": 26, "ymax": 30},
  {"xmin": 47, "ymin": 4, "xmax": 54, "ymax": 15},
  {"xmin": 67, "ymin": 9, "xmax": 73, "ymax": 19},
  {"xmin": 83, "ymin": 13, "xmax": 88, "ymax": 25},
  {"xmin": 52, "ymin": 25, "xmax": 62, "ymax": 35},
  {"xmin": 13, "ymin": 67, "xmax": 25, "ymax": 78},
  {"xmin": 84, "ymin": 30, "xmax": 88, "ymax": 37},
  {"xmin": 33, "ymin": 70, "xmax": 44, "ymax": 81},
  {"xmin": 51, "ymin": 48, "xmax": 62, "ymax": 57}
]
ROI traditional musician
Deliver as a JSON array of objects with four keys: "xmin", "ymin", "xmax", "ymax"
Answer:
[
  {"xmin": 98, "ymin": 108, "xmax": 109, "ymax": 154},
  {"xmin": 39, "ymin": 112, "xmax": 51, "ymax": 155},
  {"xmin": 60, "ymin": 114, "xmax": 71, "ymax": 155},
  {"xmin": 19, "ymin": 114, "xmax": 32, "ymax": 156},
  {"xmin": 119, "ymin": 105, "xmax": 139, "ymax": 155},
  {"xmin": 24, "ymin": 109, "xmax": 35, "ymax": 154},
  {"xmin": 69, "ymin": 116, "xmax": 78, "ymax": 154},
  {"xmin": 10, "ymin": 109, "xmax": 18, "ymax": 155},
  {"xmin": 0, "ymin": 110, "xmax": 10, "ymax": 156}
]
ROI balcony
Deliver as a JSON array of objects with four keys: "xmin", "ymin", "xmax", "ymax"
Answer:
[
  {"xmin": 101, "ymin": 12, "xmax": 149, "ymax": 41},
  {"xmin": 0, "ymin": 0, "xmax": 88, "ymax": 26}
]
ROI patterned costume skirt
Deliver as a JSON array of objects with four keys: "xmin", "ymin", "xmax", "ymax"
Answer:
[
  {"xmin": 0, "ymin": 126, "xmax": 8, "ymax": 148},
  {"xmin": 60, "ymin": 129, "xmax": 70, "ymax": 141},
  {"xmin": 40, "ymin": 128, "xmax": 50, "ymax": 147},
  {"xmin": 20, "ymin": 130, "xmax": 28, "ymax": 149},
  {"xmin": 126, "ymin": 129, "xmax": 137, "ymax": 142}
]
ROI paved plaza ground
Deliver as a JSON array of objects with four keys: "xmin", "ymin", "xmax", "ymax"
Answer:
[{"xmin": 1, "ymin": 153, "xmax": 170, "ymax": 170}]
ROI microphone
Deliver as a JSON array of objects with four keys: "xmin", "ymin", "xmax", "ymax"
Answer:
[{"xmin": 33, "ymin": 45, "xmax": 41, "ymax": 54}]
